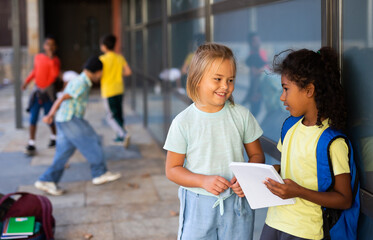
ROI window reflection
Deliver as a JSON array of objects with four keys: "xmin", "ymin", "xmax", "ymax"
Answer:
[
  {"xmin": 213, "ymin": 0, "xmax": 321, "ymax": 141},
  {"xmin": 171, "ymin": 0, "xmax": 204, "ymax": 14},
  {"xmin": 343, "ymin": 3, "xmax": 373, "ymax": 235}
]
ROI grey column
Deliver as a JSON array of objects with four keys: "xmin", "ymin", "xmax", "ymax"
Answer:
[{"xmin": 12, "ymin": 0, "xmax": 23, "ymax": 129}]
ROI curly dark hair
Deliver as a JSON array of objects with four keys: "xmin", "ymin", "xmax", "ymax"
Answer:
[{"xmin": 273, "ymin": 47, "xmax": 347, "ymax": 131}]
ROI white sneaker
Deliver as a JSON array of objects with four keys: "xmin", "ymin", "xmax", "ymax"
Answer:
[
  {"xmin": 34, "ymin": 180, "xmax": 64, "ymax": 196},
  {"xmin": 92, "ymin": 171, "xmax": 122, "ymax": 185}
]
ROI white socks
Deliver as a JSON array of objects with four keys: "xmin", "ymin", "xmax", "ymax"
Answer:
[{"xmin": 28, "ymin": 139, "xmax": 36, "ymax": 146}]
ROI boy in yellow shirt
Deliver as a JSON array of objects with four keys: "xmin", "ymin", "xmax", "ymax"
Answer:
[{"xmin": 99, "ymin": 34, "xmax": 132, "ymax": 147}]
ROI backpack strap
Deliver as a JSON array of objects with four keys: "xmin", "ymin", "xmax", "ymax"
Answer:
[
  {"xmin": 280, "ymin": 115, "xmax": 303, "ymax": 144},
  {"xmin": 316, "ymin": 128, "xmax": 355, "ymax": 192},
  {"xmin": 317, "ymin": 128, "xmax": 360, "ymax": 240},
  {"xmin": 37, "ymin": 195, "xmax": 54, "ymax": 240}
]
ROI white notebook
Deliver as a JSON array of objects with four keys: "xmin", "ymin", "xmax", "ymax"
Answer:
[{"xmin": 229, "ymin": 162, "xmax": 295, "ymax": 209}]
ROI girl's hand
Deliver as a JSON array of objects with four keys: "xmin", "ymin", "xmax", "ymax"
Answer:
[
  {"xmin": 202, "ymin": 175, "xmax": 231, "ymax": 196},
  {"xmin": 230, "ymin": 176, "xmax": 245, "ymax": 197},
  {"xmin": 264, "ymin": 178, "xmax": 301, "ymax": 199}
]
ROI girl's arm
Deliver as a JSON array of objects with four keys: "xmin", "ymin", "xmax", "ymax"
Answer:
[
  {"xmin": 231, "ymin": 139, "xmax": 265, "ymax": 197},
  {"xmin": 244, "ymin": 139, "xmax": 265, "ymax": 163},
  {"xmin": 264, "ymin": 173, "xmax": 352, "ymax": 209},
  {"xmin": 165, "ymin": 151, "xmax": 231, "ymax": 196}
]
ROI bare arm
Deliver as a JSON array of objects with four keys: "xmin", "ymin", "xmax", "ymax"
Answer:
[
  {"xmin": 43, "ymin": 93, "xmax": 72, "ymax": 124},
  {"xmin": 123, "ymin": 64, "xmax": 132, "ymax": 77},
  {"xmin": 244, "ymin": 139, "xmax": 265, "ymax": 163},
  {"xmin": 22, "ymin": 70, "xmax": 35, "ymax": 90},
  {"xmin": 165, "ymin": 151, "xmax": 231, "ymax": 196},
  {"xmin": 264, "ymin": 173, "xmax": 352, "ymax": 209}
]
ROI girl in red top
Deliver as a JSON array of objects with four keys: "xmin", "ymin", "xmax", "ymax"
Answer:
[{"xmin": 22, "ymin": 35, "xmax": 61, "ymax": 155}]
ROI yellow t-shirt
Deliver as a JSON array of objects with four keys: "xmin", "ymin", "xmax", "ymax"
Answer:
[
  {"xmin": 99, "ymin": 52, "xmax": 128, "ymax": 98},
  {"xmin": 265, "ymin": 118, "xmax": 350, "ymax": 239}
]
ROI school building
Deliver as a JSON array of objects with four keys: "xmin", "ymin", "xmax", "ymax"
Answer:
[{"xmin": 1, "ymin": 0, "xmax": 372, "ymax": 239}]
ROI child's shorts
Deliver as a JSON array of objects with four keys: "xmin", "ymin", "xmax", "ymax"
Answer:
[
  {"xmin": 29, "ymin": 97, "xmax": 53, "ymax": 125},
  {"xmin": 177, "ymin": 187, "xmax": 254, "ymax": 240},
  {"xmin": 260, "ymin": 224, "xmax": 309, "ymax": 240}
]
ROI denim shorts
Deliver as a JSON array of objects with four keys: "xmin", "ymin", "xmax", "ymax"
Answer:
[
  {"xmin": 29, "ymin": 97, "xmax": 53, "ymax": 125},
  {"xmin": 177, "ymin": 187, "xmax": 254, "ymax": 240}
]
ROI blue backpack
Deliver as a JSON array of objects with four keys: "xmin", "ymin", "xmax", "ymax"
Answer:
[{"xmin": 281, "ymin": 116, "xmax": 360, "ymax": 240}]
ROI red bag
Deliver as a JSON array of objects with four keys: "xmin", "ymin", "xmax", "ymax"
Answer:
[{"xmin": 0, "ymin": 192, "xmax": 55, "ymax": 240}]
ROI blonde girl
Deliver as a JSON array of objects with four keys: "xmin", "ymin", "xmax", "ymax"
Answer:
[{"xmin": 164, "ymin": 43, "xmax": 265, "ymax": 240}]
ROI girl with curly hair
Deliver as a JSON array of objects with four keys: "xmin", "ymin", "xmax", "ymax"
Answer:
[{"xmin": 260, "ymin": 47, "xmax": 358, "ymax": 240}]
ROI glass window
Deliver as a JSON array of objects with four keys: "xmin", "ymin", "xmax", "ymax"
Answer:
[
  {"xmin": 147, "ymin": 25, "xmax": 162, "ymax": 77},
  {"xmin": 135, "ymin": 30, "xmax": 143, "ymax": 70},
  {"xmin": 123, "ymin": 33, "xmax": 131, "ymax": 62},
  {"xmin": 342, "ymin": 1, "xmax": 373, "ymax": 238},
  {"xmin": 147, "ymin": 81, "xmax": 165, "ymax": 143},
  {"xmin": 171, "ymin": 0, "xmax": 204, "ymax": 15},
  {"xmin": 135, "ymin": 0, "xmax": 142, "ymax": 24},
  {"xmin": 134, "ymin": 30, "xmax": 144, "ymax": 116},
  {"xmin": 123, "ymin": 0, "xmax": 130, "ymax": 26},
  {"xmin": 170, "ymin": 18, "xmax": 205, "ymax": 118},
  {"xmin": 343, "ymin": 0, "xmax": 373, "ymax": 194},
  {"xmin": 146, "ymin": 24, "xmax": 165, "ymax": 142},
  {"xmin": 213, "ymin": 0, "xmax": 321, "ymax": 143},
  {"xmin": 170, "ymin": 18, "xmax": 205, "ymax": 88},
  {"xmin": 147, "ymin": 0, "xmax": 162, "ymax": 21}
]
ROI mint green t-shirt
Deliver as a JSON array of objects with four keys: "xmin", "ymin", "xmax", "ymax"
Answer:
[{"xmin": 163, "ymin": 102, "xmax": 263, "ymax": 197}]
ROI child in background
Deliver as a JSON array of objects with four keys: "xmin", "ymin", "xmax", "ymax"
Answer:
[
  {"xmin": 164, "ymin": 43, "xmax": 265, "ymax": 239},
  {"xmin": 99, "ymin": 34, "xmax": 132, "ymax": 148},
  {"xmin": 22, "ymin": 35, "xmax": 60, "ymax": 155},
  {"xmin": 261, "ymin": 47, "xmax": 359, "ymax": 240},
  {"xmin": 55, "ymin": 70, "xmax": 79, "ymax": 99},
  {"xmin": 34, "ymin": 56, "xmax": 121, "ymax": 196}
]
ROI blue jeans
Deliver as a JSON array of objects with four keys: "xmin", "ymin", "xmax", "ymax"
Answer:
[
  {"xmin": 178, "ymin": 188, "xmax": 254, "ymax": 240},
  {"xmin": 39, "ymin": 117, "xmax": 107, "ymax": 183}
]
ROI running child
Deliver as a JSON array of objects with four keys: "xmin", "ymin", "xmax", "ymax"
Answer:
[
  {"xmin": 261, "ymin": 47, "xmax": 359, "ymax": 240},
  {"xmin": 35, "ymin": 56, "xmax": 121, "ymax": 196},
  {"xmin": 99, "ymin": 34, "xmax": 132, "ymax": 147},
  {"xmin": 164, "ymin": 43, "xmax": 265, "ymax": 240}
]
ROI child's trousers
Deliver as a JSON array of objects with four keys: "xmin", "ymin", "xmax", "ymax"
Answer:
[
  {"xmin": 178, "ymin": 187, "xmax": 254, "ymax": 240},
  {"xmin": 39, "ymin": 117, "xmax": 107, "ymax": 183}
]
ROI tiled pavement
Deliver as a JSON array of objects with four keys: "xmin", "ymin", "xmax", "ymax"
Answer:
[{"xmin": 0, "ymin": 85, "xmax": 266, "ymax": 240}]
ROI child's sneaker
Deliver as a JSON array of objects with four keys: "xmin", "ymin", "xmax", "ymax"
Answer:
[
  {"xmin": 113, "ymin": 136, "xmax": 124, "ymax": 142},
  {"xmin": 48, "ymin": 139, "xmax": 56, "ymax": 148},
  {"xmin": 34, "ymin": 180, "xmax": 64, "ymax": 196},
  {"xmin": 25, "ymin": 144, "xmax": 37, "ymax": 156},
  {"xmin": 92, "ymin": 171, "xmax": 122, "ymax": 185}
]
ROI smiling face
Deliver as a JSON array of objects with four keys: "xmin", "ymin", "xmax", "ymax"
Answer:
[{"xmin": 195, "ymin": 58, "xmax": 235, "ymax": 113}]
